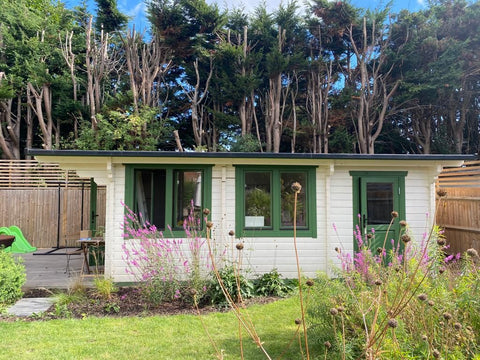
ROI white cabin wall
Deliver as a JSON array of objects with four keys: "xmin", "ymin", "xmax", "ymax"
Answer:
[{"xmin": 100, "ymin": 162, "xmax": 441, "ymax": 283}]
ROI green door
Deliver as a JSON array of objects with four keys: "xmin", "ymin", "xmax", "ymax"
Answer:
[{"xmin": 351, "ymin": 172, "xmax": 406, "ymax": 254}]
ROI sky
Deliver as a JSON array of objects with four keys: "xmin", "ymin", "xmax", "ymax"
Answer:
[{"xmin": 65, "ymin": 0, "xmax": 426, "ymax": 33}]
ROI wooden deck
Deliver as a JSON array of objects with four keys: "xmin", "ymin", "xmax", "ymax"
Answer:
[{"xmin": 15, "ymin": 249, "xmax": 96, "ymax": 289}]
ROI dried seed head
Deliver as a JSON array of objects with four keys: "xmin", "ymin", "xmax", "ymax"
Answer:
[
  {"xmin": 206, "ymin": 221, "xmax": 214, "ymax": 229},
  {"xmin": 428, "ymin": 300, "xmax": 435, "ymax": 307},
  {"xmin": 374, "ymin": 279, "xmax": 383, "ymax": 286},
  {"xmin": 395, "ymin": 266, "xmax": 401, "ymax": 273},
  {"xmin": 324, "ymin": 341, "xmax": 331, "ymax": 349},
  {"xmin": 437, "ymin": 189, "xmax": 447, "ymax": 198},
  {"xmin": 291, "ymin": 182, "xmax": 302, "ymax": 192},
  {"xmin": 329, "ymin": 308, "xmax": 339, "ymax": 316},
  {"xmin": 391, "ymin": 211, "xmax": 399, "ymax": 218},
  {"xmin": 399, "ymin": 220, "xmax": 408, "ymax": 227},
  {"xmin": 467, "ymin": 248, "xmax": 479, "ymax": 258},
  {"xmin": 388, "ymin": 318, "xmax": 398, "ymax": 328},
  {"xmin": 433, "ymin": 349, "xmax": 441, "ymax": 358},
  {"xmin": 454, "ymin": 322, "xmax": 462, "ymax": 331},
  {"xmin": 439, "ymin": 266, "xmax": 446, "ymax": 274},
  {"xmin": 189, "ymin": 288, "xmax": 197, "ymax": 296},
  {"xmin": 336, "ymin": 306, "xmax": 345, "ymax": 313},
  {"xmin": 294, "ymin": 318, "xmax": 302, "ymax": 325},
  {"xmin": 443, "ymin": 312, "xmax": 452, "ymax": 321},
  {"xmin": 306, "ymin": 279, "xmax": 314, "ymax": 287},
  {"xmin": 417, "ymin": 293, "xmax": 428, "ymax": 301},
  {"xmin": 334, "ymin": 247, "xmax": 340, "ymax": 253},
  {"xmin": 437, "ymin": 238, "xmax": 446, "ymax": 246},
  {"xmin": 376, "ymin": 247, "xmax": 383, "ymax": 254},
  {"xmin": 401, "ymin": 234, "xmax": 411, "ymax": 243},
  {"xmin": 203, "ymin": 208, "xmax": 210, "ymax": 215},
  {"xmin": 228, "ymin": 230, "xmax": 235, "ymax": 236},
  {"xmin": 421, "ymin": 334, "xmax": 428, "ymax": 341},
  {"xmin": 367, "ymin": 233, "xmax": 373, "ymax": 239},
  {"xmin": 236, "ymin": 243, "xmax": 244, "ymax": 250}
]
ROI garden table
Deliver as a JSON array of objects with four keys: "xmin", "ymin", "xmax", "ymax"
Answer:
[{"xmin": 77, "ymin": 238, "xmax": 105, "ymax": 274}]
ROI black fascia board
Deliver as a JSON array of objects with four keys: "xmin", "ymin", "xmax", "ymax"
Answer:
[{"xmin": 26, "ymin": 148, "xmax": 476, "ymax": 161}]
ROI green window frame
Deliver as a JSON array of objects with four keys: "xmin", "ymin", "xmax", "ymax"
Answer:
[
  {"xmin": 350, "ymin": 171, "xmax": 407, "ymax": 252},
  {"xmin": 124, "ymin": 164, "xmax": 212, "ymax": 236},
  {"xmin": 235, "ymin": 166, "xmax": 317, "ymax": 237}
]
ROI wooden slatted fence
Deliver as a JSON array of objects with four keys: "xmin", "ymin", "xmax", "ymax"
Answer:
[
  {"xmin": 436, "ymin": 160, "xmax": 480, "ymax": 254},
  {"xmin": 0, "ymin": 160, "xmax": 105, "ymax": 248}
]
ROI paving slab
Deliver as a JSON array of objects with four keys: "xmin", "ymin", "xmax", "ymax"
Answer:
[{"xmin": 7, "ymin": 297, "xmax": 56, "ymax": 317}]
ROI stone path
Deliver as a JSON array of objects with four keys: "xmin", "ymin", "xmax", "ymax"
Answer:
[{"xmin": 7, "ymin": 297, "xmax": 56, "ymax": 317}]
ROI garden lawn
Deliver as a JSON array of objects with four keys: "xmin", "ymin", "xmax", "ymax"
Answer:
[{"xmin": 0, "ymin": 296, "xmax": 305, "ymax": 360}]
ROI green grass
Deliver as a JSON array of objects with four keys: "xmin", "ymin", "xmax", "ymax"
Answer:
[{"xmin": 0, "ymin": 296, "xmax": 306, "ymax": 359}]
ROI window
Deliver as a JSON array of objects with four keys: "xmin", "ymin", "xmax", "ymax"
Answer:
[
  {"xmin": 125, "ymin": 165, "xmax": 212, "ymax": 233},
  {"xmin": 235, "ymin": 166, "xmax": 317, "ymax": 237}
]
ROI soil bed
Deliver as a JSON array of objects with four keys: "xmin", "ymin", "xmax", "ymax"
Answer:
[{"xmin": 2, "ymin": 287, "xmax": 279, "ymax": 321}]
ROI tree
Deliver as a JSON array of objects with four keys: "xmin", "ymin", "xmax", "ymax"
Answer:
[
  {"xmin": 346, "ymin": 10, "xmax": 401, "ymax": 154},
  {"xmin": 94, "ymin": 0, "xmax": 128, "ymax": 33},
  {"xmin": 390, "ymin": 1, "xmax": 480, "ymax": 154}
]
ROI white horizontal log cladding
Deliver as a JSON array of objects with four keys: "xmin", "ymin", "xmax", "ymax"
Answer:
[{"xmin": 65, "ymin": 159, "xmax": 442, "ymax": 282}]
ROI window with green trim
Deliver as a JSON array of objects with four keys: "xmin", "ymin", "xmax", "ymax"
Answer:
[
  {"xmin": 125, "ymin": 165, "xmax": 212, "ymax": 232},
  {"xmin": 235, "ymin": 166, "xmax": 317, "ymax": 237}
]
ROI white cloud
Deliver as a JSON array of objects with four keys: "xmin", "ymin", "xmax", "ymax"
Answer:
[{"xmin": 417, "ymin": 0, "xmax": 427, "ymax": 7}]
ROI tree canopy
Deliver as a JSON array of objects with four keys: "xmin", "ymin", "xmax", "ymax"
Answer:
[{"xmin": 0, "ymin": 0, "xmax": 478, "ymax": 158}]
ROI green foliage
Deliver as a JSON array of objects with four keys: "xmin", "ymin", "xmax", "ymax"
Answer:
[
  {"xmin": 94, "ymin": 0, "xmax": 128, "ymax": 33},
  {"xmin": 0, "ymin": 250, "xmax": 26, "ymax": 306},
  {"xmin": 74, "ymin": 106, "xmax": 170, "ymax": 150},
  {"xmin": 308, "ymin": 228, "xmax": 480, "ymax": 359},
  {"xmin": 254, "ymin": 269, "xmax": 293, "ymax": 297},
  {"xmin": 245, "ymin": 188, "xmax": 271, "ymax": 217},
  {"xmin": 207, "ymin": 265, "xmax": 254, "ymax": 305},
  {"xmin": 93, "ymin": 277, "xmax": 118, "ymax": 300},
  {"xmin": 229, "ymin": 134, "xmax": 263, "ymax": 152}
]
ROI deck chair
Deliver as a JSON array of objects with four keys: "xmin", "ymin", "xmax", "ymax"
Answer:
[{"xmin": 65, "ymin": 248, "xmax": 84, "ymax": 277}]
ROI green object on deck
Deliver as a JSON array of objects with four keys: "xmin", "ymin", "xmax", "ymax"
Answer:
[{"xmin": 0, "ymin": 226, "xmax": 37, "ymax": 253}]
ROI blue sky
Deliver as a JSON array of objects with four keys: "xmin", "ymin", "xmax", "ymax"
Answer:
[{"xmin": 65, "ymin": 0, "xmax": 426, "ymax": 33}]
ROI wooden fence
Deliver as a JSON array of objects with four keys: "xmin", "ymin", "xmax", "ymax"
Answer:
[
  {"xmin": 436, "ymin": 160, "xmax": 480, "ymax": 254},
  {"xmin": 0, "ymin": 160, "xmax": 105, "ymax": 249}
]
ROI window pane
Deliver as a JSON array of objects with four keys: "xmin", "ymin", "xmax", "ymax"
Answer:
[
  {"xmin": 135, "ymin": 170, "xmax": 165, "ymax": 228},
  {"xmin": 174, "ymin": 170, "xmax": 202, "ymax": 227},
  {"xmin": 366, "ymin": 182, "xmax": 393, "ymax": 224},
  {"xmin": 281, "ymin": 172, "xmax": 307, "ymax": 227},
  {"xmin": 244, "ymin": 172, "xmax": 271, "ymax": 227}
]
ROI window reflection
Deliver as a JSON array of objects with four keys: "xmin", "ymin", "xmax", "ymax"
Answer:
[
  {"xmin": 244, "ymin": 172, "xmax": 271, "ymax": 227},
  {"xmin": 281, "ymin": 172, "xmax": 307, "ymax": 228},
  {"xmin": 366, "ymin": 182, "xmax": 393, "ymax": 224}
]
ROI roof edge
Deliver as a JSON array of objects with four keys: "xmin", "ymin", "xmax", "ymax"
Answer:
[{"xmin": 26, "ymin": 149, "xmax": 476, "ymax": 161}]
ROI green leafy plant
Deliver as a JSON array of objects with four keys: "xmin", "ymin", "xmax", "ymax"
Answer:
[
  {"xmin": 245, "ymin": 188, "xmax": 271, "ymax": 217},
  {"xmin": 207, "ymin": 265, "xmax": 254, "ymax": 306},
  {"xmin": 0, "ymin": 250, "xmax": 26, "ymax": 306},
  {"xmin": 254, "ymin": 269, "xmax": 293, "ymax": 297},
  {"xmin": 122, "ymin": 202, "xmax": 215, "ymax": 305},
  {"xmin": 93, "ymin": 277, "xmax": 118, "ymax": 300},
  {"xmin": 104, "ymin": 302, "xmax": 120, "ymax": 314},
  {"xmin": 308, "ymin": 216, "xmax": 480, "ymax": 359}
]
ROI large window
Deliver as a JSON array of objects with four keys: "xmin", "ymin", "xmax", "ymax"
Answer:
[
  {"xmin": 125, "ymin": 165, "xmax": 212, "ymax": 233},
  {"xmin": 235, "ymin": 166, "xmax": 317, "ymax": 237}
]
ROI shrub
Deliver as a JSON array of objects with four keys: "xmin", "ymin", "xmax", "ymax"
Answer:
[
  {"xmin": 308, "ymin": 218, "xmax": 480, "ymax": 359},
  {"xmin": 0, "ymin": 250, "xmax": 26, "ymax": 306},
  {"xmin": 121, "ymin": 202, "xmax": 214, "ymax": 305},
  {"xmin": 207, "ymin": 265, "xmax": 254, "ymax": 305},
  {"xmin": 93, "ymin": 277, "xmax": 118, "ymax": 300},
  {"xmin": 254, "ymin": 269, "xmax": 293, "ymax": 297}
]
